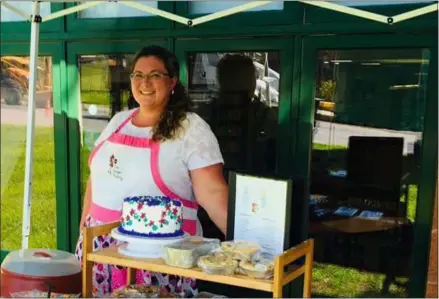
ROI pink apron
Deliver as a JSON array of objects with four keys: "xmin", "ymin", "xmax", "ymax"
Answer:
[
  {"xmin": 89, "ymin": 108, "xmax": 198, "ymax": 235},
  {"xmin": 76, "ymin": 109, "xmax": 199, "ymax": 297}
]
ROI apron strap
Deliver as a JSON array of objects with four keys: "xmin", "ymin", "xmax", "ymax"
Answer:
[
  {"xmin": 114, "ymin": 109, "xmax": 139, "ymax": 134},
  {"xmin": 89, "ymin": 109, "xmax": 140, "ymax": 166},
  {"xmin": 150, "ymin": 142, "xmax": 199, "ymax": 210}
]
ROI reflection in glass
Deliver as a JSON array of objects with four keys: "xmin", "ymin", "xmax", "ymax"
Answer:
[
  {"xmin": 309, "ymin": 49, "xmax": 429, "ymax": 297},
  {"xmin": 78, "ymin": 2, "xmax": 157, "ymax": 18},
  {"xmin": 187, "ymin": 51, "xmax": 281, "ymax": 243},
  {"xmin": 78, "ymin": 54, "xmax": 134, "ymax": 199},
  {"xmin": 188, "ymin": 52, "xmax": 280, "ymax": 244},
  {"xmin": 188, "ymin": 52, "xmax": 280, "ymax": 177},
  {"xmin": 1, "ymin": 56, "xmax": 55, "ymax": 250}
]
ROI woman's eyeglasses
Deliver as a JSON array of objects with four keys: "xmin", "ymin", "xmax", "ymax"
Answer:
[{"xmin": 130, "ymin": 72, "xmax": 170, "ymax": 81}]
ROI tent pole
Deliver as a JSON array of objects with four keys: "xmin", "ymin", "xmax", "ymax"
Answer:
[
  {"xmin": 191, "ymin": 1, "xmax": 272, "ymax": 26},
  {"xmin": 392, "ymin": 3, "xmax": 438, "ymax": 24},
  {"xmin": 299, "ymin": 1, "xmax": 388, "ymax": 24},
  {"xmin": 119, "ymin": 1, "xmax": 190, "ymax": 25},
  {"xmin": 42, "ymin": 1, "xmax": 104, "ymax": 23},
  {"xmin": 22, "ymin": 0, "xmax": 41, "ymax": 250}
]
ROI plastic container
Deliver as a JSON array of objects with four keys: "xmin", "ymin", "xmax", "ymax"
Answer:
[
  {"xmin": 220, "ymin": 241, "xmax": 261, "ymax": 261},
  {"xmin": 197, "ymin": 253, "xmax": 238, "ymax": 275},
  {"xmin": 164, "ymin": 237, "xmax": 220, "ymax": 269},
  {"xmin": 159, "ymin": 289, "xmax": 180, "ymax": 298},
  {"xmin": 111, "ymin": 284, "xmax": 160, "ymax": 298},
  {"xmin": 1, "ymin": 249, "xmax": 82, "ymax": 298},
  {"xmin": 239, "ymin": 259, "xmax": 274, "ymax": 279},
  {"xmin": 195, "ymin": 291, "xmax": 227, "ymax": 298}
]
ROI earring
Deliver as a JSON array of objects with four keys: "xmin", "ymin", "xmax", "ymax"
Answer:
[{"xmin": 171, "ymin": 90, "xmax": 175, "ymax": 95}]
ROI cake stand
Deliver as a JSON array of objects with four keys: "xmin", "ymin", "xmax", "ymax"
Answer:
[{"xmin": 111, "ymin": 228, "xmax": 187, "ymax": 259}]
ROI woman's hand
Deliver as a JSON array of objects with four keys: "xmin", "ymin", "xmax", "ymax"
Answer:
[{"xmin": 191, "ymin": 163, "xmax": 228, "ymax": 235}]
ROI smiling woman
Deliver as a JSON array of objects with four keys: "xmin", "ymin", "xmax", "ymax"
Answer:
[{"xmin": 75, "ymin": 46, "xmax": 228, "ymax": 297}]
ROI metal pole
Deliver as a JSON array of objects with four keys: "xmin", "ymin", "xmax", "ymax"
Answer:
[
  {"xmin": 120, "ymin": 1, "xmax": 190, "ymax": 25},
  {"xmin": 42, "ymin": 1, "xmax": 104, "ymax": 23},
  {"xmin": 22, "ymin": 0, "xmax": 40, "ymax": 250},
  {"xmin": 191, "ymin": 1, "xmax": 272, "ymax": 26},
  {"xmin": 299, "ymin": 0, "xmax": 388, "ymax": 24}
]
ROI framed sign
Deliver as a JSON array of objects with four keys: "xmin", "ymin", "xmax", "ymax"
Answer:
[{"xmin": 226, "ymin": 172, "xmax": 292, "ymax": 259}]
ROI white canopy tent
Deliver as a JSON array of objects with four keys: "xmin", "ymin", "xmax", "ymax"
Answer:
[{"xmin": 0, "ymin": 0, "xmax": 437, "ymax": 249}]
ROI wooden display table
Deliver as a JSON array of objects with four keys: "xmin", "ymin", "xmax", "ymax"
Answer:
[{"xmin": 82, "ymin": 222, "xmax": 314, "ymax": 298}]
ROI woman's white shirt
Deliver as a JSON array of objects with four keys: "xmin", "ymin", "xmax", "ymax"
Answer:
[{"xmin": 94, "ymin": 109, "xmax": 224, "ymax": 202}]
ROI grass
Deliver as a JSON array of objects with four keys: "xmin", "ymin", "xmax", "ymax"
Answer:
[
  {"xmin": 312, "ymin": 263, "xmax": 408, "ymax": 297},
  {"xmin": 1, "ymin": 124, "xmax": 56, "ymax": 250},
  {"xmin": 311, "ymin": 142, "xmax": 414, "ymax": 297}
]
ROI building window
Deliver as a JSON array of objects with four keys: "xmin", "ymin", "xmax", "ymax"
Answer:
[
  {"xmin": 188, "ymin": 1, "xmax": 284, "ymax": 15},
  {"xmin": 78, "ymin": 1, "xmax": 158, "ymax": 19},
  {"xmin": 308, "ymin": 48, "xmax": 430, "ymax": 298},
  {"xmin": 1, "ymin": 1, "xmax": 51, "ymax": 22}
]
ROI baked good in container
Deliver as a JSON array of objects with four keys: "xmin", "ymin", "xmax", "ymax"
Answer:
[
  {"xmin": 111, "ymin": 284, "xmax": 160, "ymax": 298},
  {"xmin": 198, "ymin": 254, "xmax": 238, "ymax": 275},
  {"xmin": 220, "ymin": 241, "xmax": 260, "ymax": 261},
  {"xmin": 165, "ymin": 237, "xmax": 220, "ymax": 268},
  {"xmin": 239, "ymin": 259, "xmax": 274, "ymax": 279},
  {"xmin": 195, "ymin": 292, "xmax": 227, "ymax": 298}
]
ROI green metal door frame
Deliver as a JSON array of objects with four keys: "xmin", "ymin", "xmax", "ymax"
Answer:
[
  {"xmin": 0, "ymin": 42, "xmax": 70, "ymax": 260},
  {"xmin": 65, "ymin": 40, "xmax": 171, "ymax": 251},
  {"xmin": 175, "ymin": 37, "xmax": 295, "ymax": 179},
  {"xmin": 298, "ymin": 33, "xmax": 438, "ymax": 298}
]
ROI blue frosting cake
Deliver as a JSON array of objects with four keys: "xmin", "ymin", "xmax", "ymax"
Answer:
[{"xmin": 118, "ymin": 196, "xmax": 184, "ymax": 238}]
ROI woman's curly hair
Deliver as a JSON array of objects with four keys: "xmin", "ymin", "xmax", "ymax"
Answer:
[{"xmin": 131, "ymin": 46, "xmax": 192, "ymax": 141}]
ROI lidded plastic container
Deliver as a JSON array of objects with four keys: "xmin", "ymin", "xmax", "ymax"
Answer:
[
  {"xmin": 220, "ymin": 240, "xmax": 261, "ymax": 261},
  {"xmin": 197, "ymin": 252, "xmax": 238, "ymax": 275},
  {"xmin": 112, "ymin": 284, "xmax": 161, "ymax": 298},
  {"xmin": 164, "ymin": 237, "xmax": 220, "ymax": 269},
  {"xmin": 239, "ymin": 259, "xmax": 274, "ymax": 279},
  {"xmin": 195, "ymin": 291, "xmax": 227, "ymax": 298},
  {"xmin": 0, "ymin": 249, "xmax": 82, "ymax": 298}
]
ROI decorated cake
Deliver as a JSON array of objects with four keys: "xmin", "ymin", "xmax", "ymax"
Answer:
[{"xmin": 118, "ymin": 196, "xmax": 184, "ymax": 238}]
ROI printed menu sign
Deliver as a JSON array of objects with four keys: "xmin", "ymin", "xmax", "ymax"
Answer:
[{"xmin": 229, "ymin": 173, "xmax": 292, "ymax": 260}]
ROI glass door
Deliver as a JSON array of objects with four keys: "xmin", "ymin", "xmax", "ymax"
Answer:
[
  {"xmin": 66, "ymin": 41, "xmax": 170, "ymax": 248},
  {"xmin": 176, "ymin": 38, "xmax": 294, "ymax": 178},
  {"xmin": 175, "ymin": 37, "xmax": 295, "ymax": 297},
  {"xmin": 1, "ymin": 43, "xmax": 68, "ymax": 260},
  {"xmin": 299, "ymin": 34, "xmax": 437, "ymax": 298}
]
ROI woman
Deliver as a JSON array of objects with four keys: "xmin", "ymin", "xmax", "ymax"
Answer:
[{"xmin": 75, "ymin": 45, "xmax": 228, "ymax": 297}]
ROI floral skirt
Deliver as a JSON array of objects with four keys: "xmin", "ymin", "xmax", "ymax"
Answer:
[{"xmin": 75, "ymin": 215, "xmax": 197, "ymax": 298}]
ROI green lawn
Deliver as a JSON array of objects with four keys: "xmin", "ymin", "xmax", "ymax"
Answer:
[
  {"xmin": 1, "ymin": 125, "xmax": 56, "ymax": 250},
  {"xmin": 312, "ymin": 263, "xmax": 408, "ymax": 297}
]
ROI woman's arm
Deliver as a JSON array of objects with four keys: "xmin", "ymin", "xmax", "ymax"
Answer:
[
  {"xmin": 191, "ymin": 163, "xmax": 228, "ymax": 235},
  {"xmin": 79, "ymin": 178, "xmax": 92, "ymax": 230}
]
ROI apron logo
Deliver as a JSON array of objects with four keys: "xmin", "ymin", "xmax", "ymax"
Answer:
[{"xmin": 108, "ymin": 154, "xmax": 123, "ymax": 181}]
